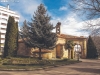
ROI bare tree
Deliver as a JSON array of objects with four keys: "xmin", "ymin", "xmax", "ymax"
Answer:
[
  {"xmin": 70, "ymin": 0, "xmax": 100, "ymax": 56},
  {"xmin": 70, "ymin": 0, "xmax": 100, "ymax": 35},
  {"xmin": 70, "ymin": 0, "xmax": 100, "ymax": 19}
]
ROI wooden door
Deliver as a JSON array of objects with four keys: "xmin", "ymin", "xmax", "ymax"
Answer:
[{"xmin": 56, "ymin": 44, "xmax": 63, "ymax": 58}]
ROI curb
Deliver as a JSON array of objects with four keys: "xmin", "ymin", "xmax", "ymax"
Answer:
[{"xmin": 0, "ymin": 61, "xmax": 82, "ymax": 71}]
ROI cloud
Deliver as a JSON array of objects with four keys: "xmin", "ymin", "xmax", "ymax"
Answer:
[
  {"xmin": 1, "ymin": 0, "xmax": 89, "ymax": 36},
  {"xmin": 6, "ymin": 0, "xmax": 43, "ymax": 26},
  {"xmin": 15, "ymin": 0, "xmax": 88, "ymax": 36},
  {"xmin": 59, "ymin": 6, "xmax": 67, "ymax": 11},
  {"xmin": 51, "ymin": 12, "xmax": 89, "ymax": 36},
  {"xmin": 14, "ymin": 11, "xmax": 25, "ymax": 23},
  {"xmin": 21, "ymin": 0, "xmax": 42, "ymax": 15}
]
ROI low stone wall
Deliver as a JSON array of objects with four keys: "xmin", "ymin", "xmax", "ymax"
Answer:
[{"xmin": 42, "ymin": 53, "xmax": 52, "ymax": 59}]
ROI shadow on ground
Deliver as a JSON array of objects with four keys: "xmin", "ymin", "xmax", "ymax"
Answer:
[
  {"xmin": 71, "ymin": 67, "xmax": 100, "ymax": 74},
  {"xmin": 80, "ymin": 62, "xmax": 100, "ymax": 65},
  {"xmin": 0, "ymin": 73, "xmax": 12, "ymax": 75}
]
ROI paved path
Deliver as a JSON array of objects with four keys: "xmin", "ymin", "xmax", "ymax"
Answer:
[{"xmin": 0, "ymin": 59, "xmax": 100, "ymax": 75}]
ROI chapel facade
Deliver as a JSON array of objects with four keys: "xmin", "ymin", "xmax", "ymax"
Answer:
[{"xmin": 18, "ymin": 22, "xmax": 87, "ymax": 59}]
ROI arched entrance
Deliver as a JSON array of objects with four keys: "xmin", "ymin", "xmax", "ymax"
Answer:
[
  {"xmin": 66, "ymin": 38, "xmax": 87, "ymax": 59},
  {"xmin": 74, "ymin": 44, "xmax": 81, "ymax": 58}
]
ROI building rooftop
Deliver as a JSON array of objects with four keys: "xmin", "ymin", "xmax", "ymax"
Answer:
[
  {"xmin": 58, "ymin": 34, "xmax": 87, "ymax": 39},
  {"xmin": 0, "ymin": 5, "xmax": 19, "ymax": 16}
]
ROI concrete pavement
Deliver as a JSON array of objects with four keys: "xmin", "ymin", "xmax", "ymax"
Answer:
[{"xmin": 0, "ymin": 59, "xmax": 100, "ymax": 75}]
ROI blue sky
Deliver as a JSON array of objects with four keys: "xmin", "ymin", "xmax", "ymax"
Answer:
[{"xmin": 0, "ymin": 0, "xmax": 89, "ymax": 36}]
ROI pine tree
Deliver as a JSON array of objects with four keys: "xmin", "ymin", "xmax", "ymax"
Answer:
[
  {"xmin": 21, "ymin": 4, "xmax": 57, "ymax": 60},
  {"xmin": 87, "ymin": 36, "xmax": 97, "ymax": 58},
  {"xmin": 3, "ymin": 16, "xmax": 18, "ymax": 58}
]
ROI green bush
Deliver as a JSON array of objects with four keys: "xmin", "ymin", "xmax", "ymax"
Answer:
[{"xmin": 2, "ymin": 57, "xmax": 79, "ymax": 66}]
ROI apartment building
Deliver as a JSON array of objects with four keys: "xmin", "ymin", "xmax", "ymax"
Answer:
[{"xmin": 0, "ymin": 5, "xmax": 20, "ymax": 53}]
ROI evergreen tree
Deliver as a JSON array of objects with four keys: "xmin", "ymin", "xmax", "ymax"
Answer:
[
  {"xmin": 87, "ymin": 36, "xmax": 97, "ymax": 58},
  {"xmin": 13, "ymin": 22, "xmax": 18, "ymax": 56},
  {"xmin": 21, "ymin": 4, "xmax": 57, "ymax": 60},
  {"xmin": 3, "ymin": 16, "xmax": 18, "ymax": 58}
]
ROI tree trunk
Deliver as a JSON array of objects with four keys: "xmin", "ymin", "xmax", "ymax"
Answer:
[
  {"xmin": 68, "ymin": 49, "xmax": 71, "ymax": 59},
  {"xmin": 71, "ymin": 49, "xmax": 74, "ymax": 59},
  {"xmin": 39, "ymin": 48, "xmax": 42, "ymax": 60}
]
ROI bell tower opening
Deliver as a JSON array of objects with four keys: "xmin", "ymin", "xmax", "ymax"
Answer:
[{"xmin": 56, "ymin": 22, "xmax": 61, "ymax": 34}]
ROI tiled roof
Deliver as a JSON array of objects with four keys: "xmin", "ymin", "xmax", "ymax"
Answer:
[
  {"xmin": 58, "ymin": 34, "xmax": 86, "ymax": 39},
  {"xmin": 18, "ymin": 34, "xmax": 87, "ymax": 43}
]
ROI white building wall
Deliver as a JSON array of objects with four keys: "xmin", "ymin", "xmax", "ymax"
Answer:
[
  {"xmin": 1, "ymin": 35, "xmax": 5, "ymax": 38},
  {"xmin": 1, "ymin": 40, "xmax": 5, "ymax": 44}
]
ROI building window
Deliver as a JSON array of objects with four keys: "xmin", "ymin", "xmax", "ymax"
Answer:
[
  {"xmin": 2, "ymin": 13, "xmax": 8, "ymax": 17},
  {"xmin": 15, "ymin": 17, "xmax": 19, "ymax": 20},
  {"xmin": 1, "ymin": 23, "xmax": 6, "ymax": 26},
  {"xmin": 0, "ymin": 38, "xmax": 5, "ymax": 40},
  {"xmin": 1, "ymin": 28, "xmax": 6, "ymax": 30},
  {"xmin": 1, "ymin": 33, "xmax": 5, "ymax": 35}
]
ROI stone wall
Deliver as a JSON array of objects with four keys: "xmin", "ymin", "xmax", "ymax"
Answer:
[{"xmin": 17, "ymin": 42, "xmax": 31, "ymax": 56}]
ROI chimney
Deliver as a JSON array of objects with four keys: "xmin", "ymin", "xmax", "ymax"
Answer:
[{"xmin": 7, "ymin": 4, "xmax": 9, "ymax": 9}]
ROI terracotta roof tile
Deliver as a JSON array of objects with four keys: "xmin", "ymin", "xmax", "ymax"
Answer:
[{"xmin": 58, "ymin": 34, "xmax": 86, "ymax": 39}]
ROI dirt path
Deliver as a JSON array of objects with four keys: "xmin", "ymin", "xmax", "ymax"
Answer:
[{"xmin": 0, "ymin": 59, "xmax": 100, "ymax": 75}]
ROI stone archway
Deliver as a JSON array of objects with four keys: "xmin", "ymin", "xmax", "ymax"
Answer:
[
  {"xmin": 66, "ymin": 38, "xmax": 87, "ymax": 59},
  {"xmin": 74, "ymin": 44, "xmax": 81, "ymax": 58}
]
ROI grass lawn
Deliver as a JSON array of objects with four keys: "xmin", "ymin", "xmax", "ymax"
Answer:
[{"xmin": 0, "ymin": 57, "xmax": 81, "ymax": 70}]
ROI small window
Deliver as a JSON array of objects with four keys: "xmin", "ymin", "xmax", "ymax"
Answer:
[
  {"xmin": 0, "ymin": 38, "xmax": 5, "ymax": 40},
  {"xmin": 1, "ymin": 28, "xmax": 6, "ymax": 30},
  {"xmin": 2, "ymin": 13, "xmax": 8, "ymax": 16},
  {"xmin": 1, "ymin": 33, "xmax": 5, "ymax": 35},
  {"xmin": 1, "ymin": 23, "xmax": 6, "ymax": 26},
  {"xmin": 15, "ymin": 17, "xmax": 19, "ymax": 20}
]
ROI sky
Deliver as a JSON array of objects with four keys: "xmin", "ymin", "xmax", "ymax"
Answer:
[{"xmin": 0, "ymin": 0, "xmax": 89, "ymax": 36}]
